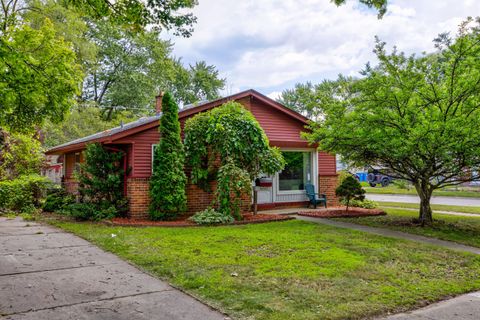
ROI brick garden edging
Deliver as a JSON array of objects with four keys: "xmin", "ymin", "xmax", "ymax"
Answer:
[
  {"xmin": 107, "ymin": 213, "xmax": 294, "ymax": 227},
  {"xmin": 297, "ymin": 207, "xmax": 385, "ymax": 218}
]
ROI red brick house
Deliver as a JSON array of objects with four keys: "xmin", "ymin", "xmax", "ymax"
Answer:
[{"xmin": 46, "ymin": 89, "xmax": 338, "ymax": 218}]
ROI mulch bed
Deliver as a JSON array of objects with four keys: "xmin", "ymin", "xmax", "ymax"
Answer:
[
  {"xmin": 108, "ymin": 213, "xmax": 293, "ymax": 227},
  {"xmin": 298, "ymin": 207, "xmax": 385, "ymax": 218}
]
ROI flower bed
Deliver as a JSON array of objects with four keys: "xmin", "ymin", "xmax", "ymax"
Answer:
[
  {"xmin": 109, "ymin": 213, "xmax": 293, "ymax": 227},
  {"xmin": 298, "ymin": 207, "xmax": 385, "ymax": 218}
]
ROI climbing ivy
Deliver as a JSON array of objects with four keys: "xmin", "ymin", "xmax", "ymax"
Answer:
[{"xmin": 184, "ymin": 102, "xmax": 285, "ymax": 219}]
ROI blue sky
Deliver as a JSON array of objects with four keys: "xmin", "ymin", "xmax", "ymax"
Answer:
[{"xmin": 165, "ymin": 0, "xmax": 480, "ymax": 98}]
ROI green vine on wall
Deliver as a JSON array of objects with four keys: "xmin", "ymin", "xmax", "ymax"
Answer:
[{"xmin": 184, "ymin": 101, "xmax": 285, "ymax": 219}]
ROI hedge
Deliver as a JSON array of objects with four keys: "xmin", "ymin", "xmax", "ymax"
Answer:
[{"xmin": 0, "ymin": 174, "xmax": 51, "ymax": 213}]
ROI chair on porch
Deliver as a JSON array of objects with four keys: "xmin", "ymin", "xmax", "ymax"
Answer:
[{"xmin": 305, "ymin": 183, "xmax": 327, "ymax": 209}]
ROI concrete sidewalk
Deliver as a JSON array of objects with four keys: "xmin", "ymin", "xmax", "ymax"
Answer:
[
  {"xmin": 0, "ymin": 217, "xmax": 227, "ymax": 320},
  {"xmin": 381, "ymin": 291, "xmax": 480, "ymax": 320}
]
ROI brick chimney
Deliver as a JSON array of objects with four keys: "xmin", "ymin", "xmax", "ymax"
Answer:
[{"xmin": 155, "ymin": 91, "xmax": 164, "ymax": 115}]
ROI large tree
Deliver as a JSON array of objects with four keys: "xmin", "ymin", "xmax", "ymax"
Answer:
[
  {"xmin": 0, "ymin": 3, "xmax": 82, "ymax": 132},
  {"xmin": 64, "ymin": 0, "xmax": 197, "ymax": 36},
  {"xmin": 306, "ymin": 18, "xmax": 480, "ymax": 225},
  {"xmin": 81, "ymin": 21, "xmax": 225, "ymax": 119},
  {"xmin": 278, "ymin": 77, "xmax": 353, "ymax": 120},
  {"xmin": 41, "ymin": 106, "xmax": 137, "ymax": 148},
  {"xmin": 332, "ymin": 0, "xmax": 387, "ymax": 18}
]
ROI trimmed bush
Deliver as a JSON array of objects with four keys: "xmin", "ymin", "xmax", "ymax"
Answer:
[
  {"xmin": 342, "ymin": 198, "xmax": 378, "ymax": 209},
  {"xmin": 59, "ymin": 202, "xmax": 116, "ymax": 221},
  {"xmin": 335, "ymin": 176, "xmax": 365, "ymax": 211},
  {"xmin": 42, "ymin": 187, "xmax": 75, "ymax": 212},
  {"xmin": 0, "ymin": 175, "xmax": 50, "ymax": 213},
  {"xmin": 189, "ymin": 208, "xmax": 234, "ymax": 225},
  {"xmin": 73, "ymin": 143, "xmax": 128, "ymax": 220},
  {"xmin": 149, "ymin": 92, "xmax": 187, "ymax": 220}
]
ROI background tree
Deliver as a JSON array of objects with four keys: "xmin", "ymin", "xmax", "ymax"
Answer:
[
  {"xmin": 306, "ymin": 18, "xmax": 480, "ymax": 225},
  {"xmin": 278, "ymin": 77, "xmax": 354, "ymax": 120},
  {"xmin": 335, "ymin": 176, "xmax": 365, "ymax": 211},
  {"xmin": 0, "ymin": 12, "xmax": 82, "ymax": 132},
  {"xmin": 184, "ymin": 102, "xmax": 285, "ymax": 219},
  {"xmin": 41, "ymin": 106, "xmax": 137, "ymax": 148},
  {"xmin": 149, "ymin": 92, "xmax": 187, "ymax": 220},
  {"xmin": 0, "ymin": 132, "xmax": 44, "ymax": 180},
  {"xmin": 64, "ymin": 0, "xmax": 198, "ymax": 36},
  {"xmin": 332, "ymin": 0, "xmax": 388, "ymax": 18},
  {"xmin": 81, "ymin": 21, "xmax": 225, "ymax": 120}
]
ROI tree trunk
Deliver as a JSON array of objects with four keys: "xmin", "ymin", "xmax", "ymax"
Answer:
[{"xmin": 414, "ymin": 181, "xmax": 433, "ymax": 226}]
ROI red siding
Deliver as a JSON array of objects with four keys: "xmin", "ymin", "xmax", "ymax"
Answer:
[
  {"xmin": 65, "ymin": 153, "xmax": 75, "ymax": 178},
  {"xmin": 249, "ymin": 99, "xmax": 307, "ymax": 147},
  {"xmin": 110, "ymin": 94, "xmax": 337, "ymax": 179},
  {"xmin": 122, "ymin": 128, "xmax": 160, "ymax": 178},
  {"xmin": 318, "ymin": 151, "xmax": 336, "ymax": 176}
]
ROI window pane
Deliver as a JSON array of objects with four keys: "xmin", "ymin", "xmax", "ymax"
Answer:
[{"xmin": 278, "ymin": 151, "xmax": 312, "ymax": 191}]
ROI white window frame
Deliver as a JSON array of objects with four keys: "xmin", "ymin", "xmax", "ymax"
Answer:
[
  {"xmin": 275, "ymin": 148, "xmax": 317, "ymax": 195},
  {"xmin": 151, "ymin": 144, "xmax": 158, "ymax": 172}
]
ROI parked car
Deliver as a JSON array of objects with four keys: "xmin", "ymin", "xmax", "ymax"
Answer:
[{"xmin": 367, "ymin": 171, "xmax": 393, "ymax": 187}]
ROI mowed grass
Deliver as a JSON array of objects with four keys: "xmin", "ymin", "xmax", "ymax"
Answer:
[
  {"xmin": 377, "ymin": 201, "xmax": 480, "ymax": 215},
  {"xmin": 53, "ymin": 220, "xmax": 480, "ymax": 320},
  {"xmin": 336, "ymin": 208, "xmax": 480, "ymax": 248},
  {"xmin": 364, "ymin": 186, "xmax": 480, "ymax": 198}
]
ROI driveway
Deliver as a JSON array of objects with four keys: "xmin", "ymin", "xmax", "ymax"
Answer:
[
  {"xmin": 0, "ymin": 217, "xmax": 226, "ymax": 320},
  {"xmin": 366, "ymin": 194, "xmax": 480, "ymax": 207}
]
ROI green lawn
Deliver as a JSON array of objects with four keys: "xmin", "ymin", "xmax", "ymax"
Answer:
[
  {"xmin": 52, "ymin": 219, "xmax": 480, "ymax": 320},
  {"xmin": 364, "ymin": 186, "xmax": 480, "ymax": 198},
  {"xmin": 377, "ymin": 201, "xmax": 480, "ymax": 215},
  {"xmin": 336, "ymin": 208, "xmax": 480, "ymax": 248}
]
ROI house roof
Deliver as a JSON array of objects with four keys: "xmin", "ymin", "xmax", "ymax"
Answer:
[{"xmin": 46, "ymin": 89, "xmax": 309, "ymax": 154}]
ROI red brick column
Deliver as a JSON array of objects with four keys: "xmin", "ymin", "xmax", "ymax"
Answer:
[
  {"xmin": 319, "ymin": 174, "xmax": 340, "ymax": 206},
  {"xmin": 126, "ymin": 178, "xmax": 150, "ymax": 219},
  {"xmin": 63, "ymin": 178, "xmax": 79, "ymax": 195}
]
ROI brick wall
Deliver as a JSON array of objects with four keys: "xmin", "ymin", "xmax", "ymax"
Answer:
[
  {"xmin": 126, "ymin": 177, "xmax": 252, "ymax": 219},
  {"xmin": 65, "ymin": 175, "xmax": 338, "ymax": 218},
  {"xmin": 126, "ymin": 178, "xmax": 150, "ymax": 219},
  {"xmin": 319, "ymin": 174, "xmax": 340, "ymax": 207},
  {"xmin": 63, "ymin": 178, "xmax": 79, "ymax": 195},
  {"xmin": 186, "ymin": 181, "xmax": 216, "ymax": 214}
]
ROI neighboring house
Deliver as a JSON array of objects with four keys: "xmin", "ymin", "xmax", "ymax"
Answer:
[
  {"xmin": 42, "ymin": 155, "xmax": 63, "ymax": 184},
  {"xmin": 46, "ymin": 89, "xmax": 338, "ymax": 218}
]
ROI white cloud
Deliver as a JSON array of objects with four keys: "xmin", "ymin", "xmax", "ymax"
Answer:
[{"xmin": 165, "ymin": 0, "xmax": 480, "ymax": 96}]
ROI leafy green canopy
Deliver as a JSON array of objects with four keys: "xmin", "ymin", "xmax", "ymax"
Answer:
[
  {"xmin": 0, "ymin": 131, "xmax": 45, "ymax": 180},
  {"xmin": 149, "ymin": 92, "xmax": 187, "ymax": 220},
  {"xmin": 79, "ymin": 20, "xmax": 225, "ymax": 119},
  {"xmin": 332, "ymin": 0, "xmax": 387, "ymax": 18},
  {"xmin": 184, "ymin": 102, "xmax": 285, "ymax": 218},
  {"xmin": 306, "ymin": 18, "xmax": 480, "ymax": 224},
  {"xmin": 0, "ymin": 18, "xmax": 82, "ymax": 132},
  {"xmin": 64, "ymin": 0, "xmax": 197, "ymax": 36},
  {"xmin": 42, "ymin": 106, "xmax": 137, "ymax": 148},
  {"xmin": 278, "ymin": 76, "xmax": 354, "ymax": 120}
]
